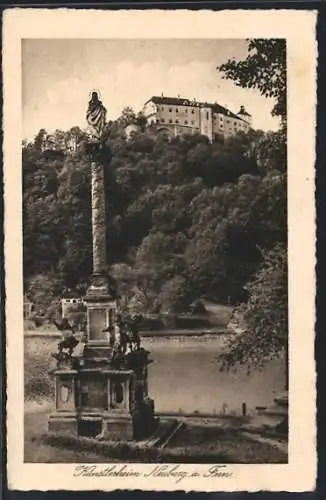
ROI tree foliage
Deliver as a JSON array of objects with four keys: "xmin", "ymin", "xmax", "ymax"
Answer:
[
  {"xmin": 219, "ymin": 244, "xmax": 287, "ymax": 370},
  {"xmin": 218, "ymin": 39, "xmax": 286, "ymax": 126},
  {"xmin": 216, "ymin": 39, "xmax": 287, "ymax": 369},
  {"xmin": 23, "ymin": 90, "xmax": 287, "ymax": 368}
]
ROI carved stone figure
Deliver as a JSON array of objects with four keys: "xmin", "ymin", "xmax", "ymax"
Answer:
[{"xmin": 86, "ymin": 91, "xmax": 107, "ymax": 140}]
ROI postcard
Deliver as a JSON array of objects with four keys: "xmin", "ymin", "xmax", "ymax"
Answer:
[{"xmin": 3, "ymin": 8, "xmax": 317, "ymax": 492}]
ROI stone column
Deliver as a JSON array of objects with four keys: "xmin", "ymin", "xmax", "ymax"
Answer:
[
  {"xmin": 85, "ymin": 158, "xmax": 115, "ymax": 343},
  {"xmin": 85, "ymin": 149, "xmax": 116, "ymax": 343},
  {"xmin": 91, "ymin": 161, "xmax": 107, "ymax": 276}
]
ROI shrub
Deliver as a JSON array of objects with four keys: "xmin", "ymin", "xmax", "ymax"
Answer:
[
  {"xmin": 189, "ymin": 300, "xmax": 207, "ymax": 315},
  {"xmin": 24, "ymin": 337, "xmax": 57, "ymax": 401},
  {"xmin": 32, "ymin": 316, "xmax": 45, "ymax": 328}
]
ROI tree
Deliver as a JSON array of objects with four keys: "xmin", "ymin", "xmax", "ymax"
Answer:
[
  {"xmin": 23, "ymin": 115, "xmax": 287, "ymax": 327},
  {"xmin": 65, "ymin": 126, "xmax": 86, "ymax": 153},
  {"xmin": 219, "ymin": 244, "xmax": 287, "ymax": 371},
  {"xmin": 254, "ymin": 131, "xmax": 287, "ymax": 174},
  {"xmin": 215, "ymin": 39, "xmax": 287, "ymax": 373},
  {"xmin": 218, "ymin": 39, "xmax": 286, "ymax": 127},
  {"xmin": 158, "ymin": 275, "xmax": 192, "ymax": 313},
  {"xmin": 26, "ymin": 274, "xmax": 58, "ymax": 312},
  {"xmin": 117, "ymin": 106, "xmax": 137, "ymax": 127},
  {"xmin": 34, "ymin": 128, "xmax": 47, "ymax": 152},
  {"xmin": 136, "ymin": 111, "xmax": 147, "ymax": 129}
]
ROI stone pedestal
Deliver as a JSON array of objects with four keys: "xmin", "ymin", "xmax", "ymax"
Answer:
[
  {"xmin": 48, "ymin": 369, "xmax": 78, "ymax": 435},
  {"xmin": 48, "ymin": 353, "xmax": 156, "ymax": 441},
  {"xmin": 48, "ymin": 413, "xmax": 78, "ymax": 435},
  {"xmin": 85, "ymin": 294, "xmax": 116, "ymax": 345}
]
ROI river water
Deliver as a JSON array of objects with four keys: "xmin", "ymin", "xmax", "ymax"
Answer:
[{"xmin": 142, "ymin": 336, "xmax": 285, "ymax": 415}]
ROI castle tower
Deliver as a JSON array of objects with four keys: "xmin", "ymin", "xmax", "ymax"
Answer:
[
  {"xmin": 200, "ymin": 106, "xmax": 213, "ymax": 143},
  {"xmin": 237, "ymin": 105, "xmax": 252, "ymax": 126}
]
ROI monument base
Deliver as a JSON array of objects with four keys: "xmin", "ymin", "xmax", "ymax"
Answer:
[
  {"xmin": 100, "ymin": 413, "xmax": 134, "ymax": 441},
  {"xmin": 47, "ymin": 411, "xmax": 157, "ymax": 442},
  {"xmin": 48, "ymin": 413, "xmax": 78, "ymax": 436},
  {"xmin": 48, "ymin": 350, "xmax": 156, "ymax": 442}
]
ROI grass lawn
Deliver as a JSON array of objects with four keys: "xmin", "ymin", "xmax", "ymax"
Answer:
[
  {"xmin": 25, "ymin": 407, "xmax": 287, "ymax": 463},
  {"xmin": 166, "ymin": 423, "xmax": 287, "ymax": 463},
  {"xmin": 25, "ymin": 409, "xmax": 119, "ymax": 463}
]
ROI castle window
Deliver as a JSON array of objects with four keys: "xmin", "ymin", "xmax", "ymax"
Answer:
[
  {"xmin": 156, "ymin": 119, "xmax": 160, "ymax": 123},
  {"xmin": 185, "ymin": 120, "xmax": 188, "ymax": 125},
  {"xmin": 185, "ymin": 109, "xmax": 188, "ymax": 113},
  {"xmin": 169, "ymin": 108, "xmax": 172, "ymax": 112},
  {"xmin": 169, "ymin": 119, "xmax": 173, "ymax": 124},
  {"xmin": 161, "ymin": 118, "xmax": 165, "ymax": 123},
  {"xmin": 191, "ymin": 110, "xmax": 195, "ymax": 114},
  {"xmin": 176, "ymin": 119, "xmax": 179, "ymax": 124},
  {"xmin": 206, "ymin": 112, "xmax": 209, "ymax": 120},
  {"xmin": 161, "ymin": 107, "xmax": 164, "ymax": 111},
  {"xmin": 226, "ymin": 120, "xmax": 230, "ymax": 124},
  {"xmin": 176, "ymin": 108, "xmax": 179, "ymax": 113},
  {"xmin": 191, "ymin": 121, "xmax": 194, "ymax": 125}
]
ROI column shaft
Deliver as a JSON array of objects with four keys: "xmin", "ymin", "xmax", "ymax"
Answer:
[{"xmin": 91, "ymin": 161, "xmax": 107, "ymax": 274}]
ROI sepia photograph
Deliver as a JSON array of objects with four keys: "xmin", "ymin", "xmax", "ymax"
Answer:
[
  {"xmin": 4, "ymin": 8, "xmax": 316, "ymax": 492},
  {"xmin": 22, "ymin": 35, "xmax": 289, "ymax": 463}
]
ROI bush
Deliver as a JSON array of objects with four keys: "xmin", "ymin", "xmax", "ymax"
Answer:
[
  {"xmin": 25, "ymin": 378, "xmax": 53, "ymax": 399},
  {"xmin": 189, "ymin": 300, "xmax": 207, "ymax": 315},
  {"xmin": 138, "ymin": 316, "xmax": 165, "ymax": 331},
  {"xmin": 45, "ymin": 302, "xmax": 61, "ymax": 321},
  {"xmin": 24, "ymin": 337, "xmax": 57, "ymax": 401},
  {"xmin": 66, "ymin": 311, "xmax": 87, "ymax": 330},
  {"xmin": 32, "ymin": 316, "xmax": 45, "ymax": 328}
]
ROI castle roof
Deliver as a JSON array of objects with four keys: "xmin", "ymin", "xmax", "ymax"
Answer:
[
  {"xmin": 210, "ymin": 102, "xmax": 246, "ymax": 122},
  {"xmin": 146, "ymin": 96, "xmax": 199, "ymax": 107},
  {"xmin": 145, "ymin": 96, "xmax": 248, "ymax": 122}
]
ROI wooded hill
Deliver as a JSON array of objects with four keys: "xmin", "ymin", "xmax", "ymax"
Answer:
[
  {"xmin": 23, "ymin": 39, "xmax": 287, "ymax": 369},
  {"xmin": 23, "ymin": 122, "xmax": 285, "ymax": 308}
]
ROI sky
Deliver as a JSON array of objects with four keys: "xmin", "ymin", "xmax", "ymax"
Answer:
[{"xmin": 22, "ymin": 39, "xmax": 280, "ymax": 140}]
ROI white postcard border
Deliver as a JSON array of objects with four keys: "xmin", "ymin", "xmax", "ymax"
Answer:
[{"xmin": 3, "ymin": 8, "xmax": 317, "ymax": 492}]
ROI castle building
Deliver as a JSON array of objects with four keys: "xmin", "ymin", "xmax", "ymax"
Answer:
[{"xmin": 143, "ymin": 96, "xmax": 252, "ymax": 142}]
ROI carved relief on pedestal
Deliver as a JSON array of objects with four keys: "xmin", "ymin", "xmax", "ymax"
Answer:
[
  {"xmin": 110, "ymin": 378, "xmax": 127, "ymax": 410},
  {"xmin": 60, "ymin": 385, "xmax": 70, "ymax": 403},
  {"xmin": 56, "ymin": 374, "xmax": 77, "ymax": 411}
]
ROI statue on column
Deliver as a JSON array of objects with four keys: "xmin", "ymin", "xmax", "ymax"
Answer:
[
  {"xmin": 85, "ymin": 91, "xmax": 112, "ymax": 194},
  {"xmin": 86, "ymin": 91, "xmax": 107, "ymax": 142}
]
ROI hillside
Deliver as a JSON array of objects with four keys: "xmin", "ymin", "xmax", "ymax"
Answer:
[{"xmin": 23, "ymin": 119, "xmax": 287, "ymax": 368}]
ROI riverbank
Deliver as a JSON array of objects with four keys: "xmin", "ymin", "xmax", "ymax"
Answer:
[
  {"xmin": 24, "ymin": 302, "xmax": 234, "ymax": 338},
  {"xmin": 24, "ymin": 327, "xmax": 232, "ymax": 338}
]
